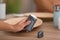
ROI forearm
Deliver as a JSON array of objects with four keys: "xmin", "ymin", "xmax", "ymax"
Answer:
[
  {"xmin": 0, "ymin": 18, "xmax": 31, "ymax": 32},
  {"xmin": 0, "ymin": 21, "xmax": 13, "ymax": 31}
]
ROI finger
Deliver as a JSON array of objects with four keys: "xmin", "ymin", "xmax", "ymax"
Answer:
[
  {"xmin": 20, "ymin": 17, "xmax": 28, "ymax": 23},
  {"xmin": 19, "ymin": 21, "xmax": 31, "ymax": 29},
  {"xmin": 23, "ymin": 21, "xmax": 31, "ymax": 27},
  {"xmin": 20, "ymin": 17, "xmax": 27, "ymax": 23},
  {"xmin": 15, "ymin": 21, "xmax": 31, "ymax": 29},
  {"xmin": 13, "ymin": 21, "xmax": 31, "ymax": 32},
  {"xmin": 16, "ymin": 17, "xmax": 28, "ymax": 25}
]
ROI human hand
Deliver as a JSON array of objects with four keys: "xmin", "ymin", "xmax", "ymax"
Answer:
[
  {"xmin": 0, "ymin": 17, "xmax": 31, "ymax": 32},
  {"xmin": 10, "ymin": 17, "xmax": 31, "ymax": 32}
]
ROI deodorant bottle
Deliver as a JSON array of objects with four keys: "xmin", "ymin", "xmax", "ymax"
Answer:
[{"xmin": 54, "ymin": 5, "xmax": 60, "ymax": 28}]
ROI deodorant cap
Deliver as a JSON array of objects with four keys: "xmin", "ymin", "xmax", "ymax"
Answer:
[
  {"xmin": 55, "ymin": 5, "xmax": 60, "ymax": 12},
  {"xmin": 37, "ymin": 31, "xmax": 43, "ymax": 38}
]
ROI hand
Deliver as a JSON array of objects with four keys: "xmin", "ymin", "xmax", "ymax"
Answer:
[
  {"xmin": 0, "ymin": 18, "xmax": 30, "ymax": 32},
  {"xmin": 12, "ymin": 17, "xmax": 31, "ymax": 32},
  {"xmin": 0, "ymin": 17, "xmax": 31, "ymax": 32}
]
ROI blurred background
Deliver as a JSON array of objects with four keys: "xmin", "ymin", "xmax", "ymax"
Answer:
[{"xmin": 5, "ymin": 0, "xmax": 36, "ymax": 13}]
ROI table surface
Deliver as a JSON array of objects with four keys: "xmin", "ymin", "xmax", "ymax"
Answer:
[{"xmin": 0, "ymin": 22, "xmax": 60, "ymax": 40}]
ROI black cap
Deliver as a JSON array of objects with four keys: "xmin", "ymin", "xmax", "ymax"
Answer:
[
  {"xmin": 37, "ymin": 31, "xmax": 43, "ymax": 38},
  {"xmin": 54, "ymin": 5, "xmax": 60, "ymax": 12}
]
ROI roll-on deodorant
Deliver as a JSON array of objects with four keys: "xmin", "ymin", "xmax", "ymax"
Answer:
[
  {"xmin": 54, "ymin": 5, "xmax": 60, "ymax": 28},
  {"xmin": 25, "ymin": 14, "xmax": 37, "ymax": 32}
]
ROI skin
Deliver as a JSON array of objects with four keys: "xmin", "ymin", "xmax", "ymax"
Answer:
[
  {"xmin": 34, "ymin": 0, "xmax": 60, "ymax": 13},
  {"xmin": 0, "ymin": 18, "xmax": 31, "ymax": 32}
]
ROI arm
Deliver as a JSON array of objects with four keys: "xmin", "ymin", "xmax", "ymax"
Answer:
[
  {"xmin": 0, "ymin": 18, "xmax": 31, "ymax": 32},
  {"xmin": 0, "ymin": 21, "xmax": 13, "ymax": 31}
]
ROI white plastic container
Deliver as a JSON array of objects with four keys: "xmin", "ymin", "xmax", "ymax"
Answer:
[
  {"xmin": 0, "ymin": 3, "xmax": 6, "ymax": 19},
  {"xmin": 54, "ymin": 5, "xmax": 60, "ymax": 28}
]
